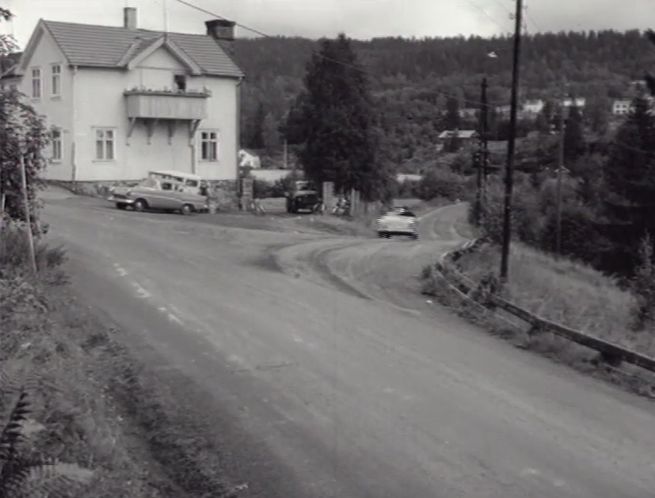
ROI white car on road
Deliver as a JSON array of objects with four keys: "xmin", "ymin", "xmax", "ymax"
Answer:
[{"xmin": 376, "ymin": 207, "xmax": 419, "ymax": 239}]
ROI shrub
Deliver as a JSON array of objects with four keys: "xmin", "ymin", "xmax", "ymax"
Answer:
[
  {"xmin": 415, "ymin": 168, "xmax": 470, "ymax": 201},
  {"xmin": 396, "ymin": 179, "xmax": 420, "ymax": 199},
  {"xmin": 630, "ymin": 233, "xmax": 655, "ymax": 331},
  {"xmin": 252, "ymin": 179, "xmax": 273, "ymax": 199},
  {"xmin": 0, "ymin": 222, "xmax": 66, "ymax": 276}
]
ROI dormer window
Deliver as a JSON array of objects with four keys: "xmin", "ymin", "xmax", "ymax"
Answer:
[{"xmin": 174, "ymin": 74, "xmax": 187, "ymax": 92}]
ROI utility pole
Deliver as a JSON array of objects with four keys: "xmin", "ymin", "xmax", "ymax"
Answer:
[
  {"xmin": 481, "ymin": 77, "xmax": 489, "ymax": 218},
  {"xmin": 499, "ymin": 0, "xmax": 524, "ymax": 281},
  {"xmin": 283, "ymin": 138, "xmax": 288, "ymax": 170},
  {"xmin": 474, "ymin": 78, "xmax": 488, "ymax": 227},
  {"xmin": 19, "ymin": 150, "xmax": 37, "ymax": 275},
  {"xmin": 555, "ymin": 93, "xmax": 566, "ymax": 260}
]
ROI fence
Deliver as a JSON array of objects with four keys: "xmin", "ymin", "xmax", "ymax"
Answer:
[{"xmin": 434, "ymin": 239, "xmax": 655, "ymax": 373}]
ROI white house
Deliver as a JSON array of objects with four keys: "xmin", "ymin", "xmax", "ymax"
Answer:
[
  {"xmin": 612, "ymin": 99, "xmax": 633, "ymax": 115},
  {"xmin": 9, "ymin": 8, "xmax": 244, "ymax": 184},
  {"xmin": 458, "ymin": 108, "xmax": 478, "ymax": 119},
  {"xmin": 561, "ymin": 97, "xmax": 586, "ymax": 109},
  {"xmin": 522, "ymin": 99, "xmax": 544, "ymax": 115}
]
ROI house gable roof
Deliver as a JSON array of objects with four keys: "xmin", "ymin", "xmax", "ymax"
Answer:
[
  {"xmin": 125, "ymin": 35, "xmax": 203, "ymax": 75},
  {"xmin": 438, "ymin": 130, "xmax": 478, "ymax": 139},
  {"xmin": 20, "ymin": 19, "xmax": 243, "ymax": 78}
]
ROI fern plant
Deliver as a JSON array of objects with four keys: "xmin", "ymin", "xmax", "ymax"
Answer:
[{"xmin": 0, "ymin": 380, "xmax": 93, "ymax": 498}]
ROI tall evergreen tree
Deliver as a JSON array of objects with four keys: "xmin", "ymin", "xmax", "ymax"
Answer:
[
  {"xmin": 291, "ymin": 34, "xmax": 391, "ymax": 200},
  {"xmin": 536, "ymin": 100, "xmax": 554, "ymax": 134},
  {"xmin": 248, "ymin": 102, "xmax": 265, "ymax": 150},
  {"xmin": 443, "ymin": 96, "xmax": 460, "ymax": 130},
  {"xmin": 563, "ymin": 104, "xmax": 585, "ymax": 162},
  {"xmin": 645, "ymin": 30, "xmax": 655, "ymax": 96},
  {"xmin": 601, "ymin": 96, "xmax": 655, "ymax": 273}
]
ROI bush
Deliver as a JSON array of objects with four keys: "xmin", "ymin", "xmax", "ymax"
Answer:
[
  {"xmin": 415, "ymin": 168, "xmax": 470, "ymax": 201},
  {"xmin": 396, "ymin": 180, "xmax": 420, "ymax": 199},
  {"xmin": 630, "ymin": 233, "xmax": 655, "ymax": 331},
  {"xmin": 0, "ymin": 221, "xmax": 66, "ymax": 277},
  {"xmin": 252, "ymin": 179, "xmax": 273, "ymax": 199}
]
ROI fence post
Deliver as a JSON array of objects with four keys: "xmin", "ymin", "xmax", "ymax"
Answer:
[{"xmin": 19, "ymin": 152, "xmax": 37, "ymax": 274}]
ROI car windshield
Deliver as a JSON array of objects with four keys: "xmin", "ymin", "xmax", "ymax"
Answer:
[{"xmin": 138, "ymin": 178, "xmax": 158, "ymax": 188}]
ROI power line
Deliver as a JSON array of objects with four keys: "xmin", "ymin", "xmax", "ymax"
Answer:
[
  {"xmin": 462, "ymin": 0, "xmax": 512, "ymax": 34},
  {"xmin": 173, "ymin": 0, "xmax": 506, "ymax": 108}
]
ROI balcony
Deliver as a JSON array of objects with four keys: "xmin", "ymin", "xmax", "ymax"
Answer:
[{"xmin": 124, "ymin": 88, "xmax": 210, "ymax": 121}]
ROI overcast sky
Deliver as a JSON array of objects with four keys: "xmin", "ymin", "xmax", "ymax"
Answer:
[{"xmin": 2, "ymin": 0, "xmax": 653, "ymax": 48}]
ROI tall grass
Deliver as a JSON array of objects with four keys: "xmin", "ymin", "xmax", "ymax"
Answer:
[
  {"xmin": 456, "ymin": 242, "xmax": 655, "ymax": 355},
  {"xmin": 0, "ymin": 221, "xmax": 66, "ymax": 276}
]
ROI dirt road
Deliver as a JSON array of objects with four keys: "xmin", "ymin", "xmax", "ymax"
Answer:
[{"xmin": 44, "ymin": 195, "xmax": 655, "ymax": 498}]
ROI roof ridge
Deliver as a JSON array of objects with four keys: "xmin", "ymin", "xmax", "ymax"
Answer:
[{"xmin": 42, "ymin": 19, "xmax": 213, "ymax": 39}]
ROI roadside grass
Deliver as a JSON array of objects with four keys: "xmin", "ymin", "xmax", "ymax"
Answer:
[
  {"xmin": 1, "ymin": 224, "xmax": 241, "ymax": 497},
  {"xmin": 422, "ymin": 256, "xmax": 655, "ymax": 398},
  {"xmin": 454, "ymin": 243, "xmax": 652, "ymax": 354}
]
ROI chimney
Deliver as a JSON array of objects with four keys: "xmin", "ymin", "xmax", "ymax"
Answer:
[
  {"xmin": 206, "ymin": 19, "xmax": 236, "ymax": 55},
  {"xmin": 124, "ymin": 7, "xmax": 137, "ymax": 30}
]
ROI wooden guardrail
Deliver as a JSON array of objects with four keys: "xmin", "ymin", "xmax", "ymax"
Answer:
[{"xmin": 435, "ymin": 239, "xmax": 655, "ymax": 373}]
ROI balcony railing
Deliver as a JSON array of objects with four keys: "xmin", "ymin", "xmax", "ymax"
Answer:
[{"xmin": 124, "ymin": 88, "xmax": 210, "ymax": 121}]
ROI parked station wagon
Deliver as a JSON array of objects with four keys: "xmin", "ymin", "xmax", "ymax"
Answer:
[{"xmin": 108, "ymin": 170, "xmax": 209, "ymax": 215}]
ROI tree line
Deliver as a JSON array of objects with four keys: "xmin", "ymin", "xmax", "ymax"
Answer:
[{"xmin": 234, "ymin": 29, "xmax": 655, "ymax": 168}]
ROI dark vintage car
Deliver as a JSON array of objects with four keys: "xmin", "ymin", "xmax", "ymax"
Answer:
[
  {"xmin": 286, "ymin": 190, "xmax": 322, "ymax": 213},
  {"xmin": 286, "ymin": 181, "xmax": 322, "ymax": 213}
]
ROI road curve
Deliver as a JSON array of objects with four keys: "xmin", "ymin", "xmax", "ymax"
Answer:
[{"xmin": 44, "ymin": 196, "xmax": 655, "ymax": 498}]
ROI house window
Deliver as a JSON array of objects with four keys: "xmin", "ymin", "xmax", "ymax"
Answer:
[
  {"xmin": 95, "ymin": 128, "xmax": 115, "ymax": 161},
  {"xmin": 174, "ymin": 74, "xmax": 187, "ymax": 91},
  {"xmin": 51, "ymin": 64, "xmax": 61, "ymax": 96},
  {"xmin": 51, "ymin": 129, "xmax": 62, "ymax": 162},
  {"xmin": 200, "ymin": 131, "xmax": 218, "ymax": 161},
  {"xmin": 31, "ymin": 67, "xmax": 41, "ymax": 98}
]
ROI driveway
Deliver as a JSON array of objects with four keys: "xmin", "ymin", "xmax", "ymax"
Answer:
[{"xmin": 44, "ymin": 195, "xmax": 655, "ymax": 498}]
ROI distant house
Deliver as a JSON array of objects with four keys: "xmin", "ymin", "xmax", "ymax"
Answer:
[
  {"xmin": 436, "ymin": 129, "xmax": 478, "ymax": 152},
  {"xmin": 522, "ymin": 99, "xmax": 544, "ymax": 115},
  {"xmin": 396, "ymin": 173, "xmax": 422, "ymax": 183},
  {"xmin": 629, "ymin": 80, "xmax": 648, "ymax": 93},
  {"xmin": 458, "ymin": 108, "xmax": 478, "ymax": 119},
  {"xmin": 612, "ymin": 99, "xmax": 633, "ymax": 115},
  {"xmin": 238, "ymin": 149, "xmax": 261, "ymax": 169},
  {"xmin": 561, "ymin": 97, "xmax": 586, "ymax": 109},
  {"xmin": 6, "ymin": 8, "xmax": 244, "ymax": 183}
]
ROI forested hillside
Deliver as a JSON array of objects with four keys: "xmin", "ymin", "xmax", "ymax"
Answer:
[{"xmin": 234, "ymin": 30, "xmax": 655, "ymax": 168}]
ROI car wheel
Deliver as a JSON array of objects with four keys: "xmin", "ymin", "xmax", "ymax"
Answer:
[
  {"xmin": 378, "ymin": 231, "xmax": 385, "ymax": 238},
  {"xmin": 116, "ymin": 203, "xmax": 127, "ymax": 210},
  {"xmin": 134, "ymin": 199, "xmax": 147, "ymax": 212},
  {"xmin": 411, "ymin": 233, "xmax": 419, "ymax": 240},
  {"xmin": 181, "ymin": 204, "xmax": 194, "ymax": 215}
]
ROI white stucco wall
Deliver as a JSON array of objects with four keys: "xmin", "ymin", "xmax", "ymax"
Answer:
[
  {"xmin": 18, "ymin": 27, "xmax": 74, "ymax": 181},
  {"xmin": 13, "ymin": 40, "xmax": 238, "ymax": 182}
]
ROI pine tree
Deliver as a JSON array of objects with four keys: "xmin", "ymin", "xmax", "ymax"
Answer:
[
  {"xmin": 645, "ymin": 30, "xmax": 655, "ymax": 96},
  {"xmin": 248, "ymin": 102, "xmax": 265, "ymax": 150},
  {"xmin": 291, "ymin": 34, "xmax": 392, "ymax": 200},
  {"xmin": 443, "ymin": 96, "xmax": 460, "ymax": 130},
  {"xmin": 601, "ymin": 96, "xmax": 655, "ymax": 274},
  {"xmin": 563, "ymin": 104, "xmax": 585, "ymax": 162}
]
